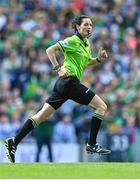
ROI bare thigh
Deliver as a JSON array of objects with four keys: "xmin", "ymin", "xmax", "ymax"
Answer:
[{"xmin": 32, "ymin": 103, "xmax": 56, "ymax": 123}]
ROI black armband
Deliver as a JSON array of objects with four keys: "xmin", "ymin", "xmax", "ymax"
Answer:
[
  {"xmin": 96, "ymin": 57, "xmax": 102, "ymax": 63},
  {"xmin": 53, "ymin": 64, "xmax": 61, "ymax": 72}
]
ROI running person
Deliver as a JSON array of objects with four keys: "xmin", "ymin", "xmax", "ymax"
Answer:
[{"xmin": 5, "ymin": 15, "xmax": 111, "ymax": 163}]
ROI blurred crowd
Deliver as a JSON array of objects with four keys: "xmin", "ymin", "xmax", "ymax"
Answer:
[{"xmin": 0, "ymin": 0, "xmax": 140, "ymax": 149}]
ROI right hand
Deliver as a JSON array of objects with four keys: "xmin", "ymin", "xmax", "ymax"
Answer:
[
  {"xmin": 58, "ymin": 67, "xmax": 69, "ymax": 77},
  {"xmin": 98, "ymin": 48, "xmax": 108, "ymax": 62}
]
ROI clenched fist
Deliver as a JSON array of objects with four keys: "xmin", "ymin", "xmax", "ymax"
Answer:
[
  {"xmin": 58, "ymin": 67, "xmax": 69, "ymax": 77},
  {"xmin": 98, "ymin": 48, "xmax": 108, "ymax": 62}
]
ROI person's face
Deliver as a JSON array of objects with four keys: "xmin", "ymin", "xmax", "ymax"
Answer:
[{"xmin": 76, "ymin": 18, "xmax": 93, "ymax": 38}]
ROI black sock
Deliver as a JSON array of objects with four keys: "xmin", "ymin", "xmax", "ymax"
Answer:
[
  {"xmin": 15, "ymin": 118, "xmax": 38, "ymax": 146},
  {"xmin": 88, "ymin": 113, "xmax": 103, "ymax": 145}
]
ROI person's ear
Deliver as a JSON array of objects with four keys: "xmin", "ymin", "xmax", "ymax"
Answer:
[{"xmin": 76, "ymin": 24, "xmax": 80, "ymax": 32}]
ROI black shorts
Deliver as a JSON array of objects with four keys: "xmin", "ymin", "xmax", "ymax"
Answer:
[{"xmin": 46, "ymin": 76, "xmax": 95, "ymax": 110}]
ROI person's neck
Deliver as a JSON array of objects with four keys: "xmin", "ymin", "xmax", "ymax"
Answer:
[{"xmin": 76, "ymin": 32, "xmax": 87, "ymax": 42}]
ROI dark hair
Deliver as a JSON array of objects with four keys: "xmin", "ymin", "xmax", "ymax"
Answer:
[{"xmin": 72, "ymin": 15, "xmax": 90, "ymax": 32}]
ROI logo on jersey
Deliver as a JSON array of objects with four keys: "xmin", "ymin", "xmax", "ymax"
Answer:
[
  {"xmin": 85, "ymin": 88, "xmax": 90, "ymax": 93},
  {"xmin": 62, "ymin": 40, "xmax": 69, "ymax": 47}
]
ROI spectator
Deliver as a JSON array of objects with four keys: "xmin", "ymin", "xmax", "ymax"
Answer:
[
  {"xmin": 53, "ymin": 114, "xmax": 77, "ymax": 143},
  {"xmin": 34, "ymin": 120, "xmax": 53, "ymax": 162}
]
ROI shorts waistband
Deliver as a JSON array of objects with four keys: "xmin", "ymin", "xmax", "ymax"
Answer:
[{"xmin": 60, "ymin": 75, "xmax": 79, "ymax": 82}]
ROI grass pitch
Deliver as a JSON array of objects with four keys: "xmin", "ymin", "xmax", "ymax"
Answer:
[{"xmin": 0, "ymin": 163, "xmax": 140, "ymax": 179}]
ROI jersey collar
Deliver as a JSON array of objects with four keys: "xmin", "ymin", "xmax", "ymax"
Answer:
[{"xmin": 76, "ymin": 33, "xmax": 88, "ymax": 47}]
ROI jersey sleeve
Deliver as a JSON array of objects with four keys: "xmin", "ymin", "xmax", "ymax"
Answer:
[{"xmin": 56, "ymin": 37, "xmax": 75, "ymax": 53}]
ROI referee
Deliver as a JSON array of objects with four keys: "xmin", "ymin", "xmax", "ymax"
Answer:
[{"xmin": 5, "ymin": 15, "xmax": 111, "ymax": 163}]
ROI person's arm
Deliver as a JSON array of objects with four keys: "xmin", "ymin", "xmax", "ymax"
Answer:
[
  {"xmin": 87, "ymin": 48, "xmax": 108, "ymax": 67},
  {"xmin": 87, "ymin": 57, "xmax": 102, "ymax": 66},
  {"xmin": 46, "ymin": 44, "xmax": 69, "ymax": 77},
  {"xmin": 46, "ymin": 44, "xmax": 61, "ymax": 71}
]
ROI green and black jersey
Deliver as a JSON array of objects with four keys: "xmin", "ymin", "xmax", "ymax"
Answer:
[{"xmin": 57, "ymin": 35, "xmax": 92, "ymax": 81}]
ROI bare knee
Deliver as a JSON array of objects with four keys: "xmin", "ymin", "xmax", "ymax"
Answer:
[
  {"xmin": 89, "ymin": 95, "xmax": 107, "ymax": 116},
  {"xmin": 95, "ymin": 103, "xmax": 107, "ymax": 116},
  {"xmin": 101, "ymin": 103, "xmax": 107, "ymax": 112}
]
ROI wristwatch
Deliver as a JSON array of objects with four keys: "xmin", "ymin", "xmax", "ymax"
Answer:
[
  {"xmin": 53, "ymin": 64, "xmax": 61, "ymax": 72},
  {"xmin": 96, "ymin": 57, "xmax": 102, "ymax": 63}
]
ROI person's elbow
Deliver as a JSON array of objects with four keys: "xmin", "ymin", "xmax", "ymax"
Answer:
[
  {"xmin": 46, "ymin": 46, "xmax": 53, "ymax": 56},
  {"xmin": 46, "ymin": 44, "xmax": 58, "ymax": 56}
]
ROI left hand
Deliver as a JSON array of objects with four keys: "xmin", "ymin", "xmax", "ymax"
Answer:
[
  {"xmin": 58, "ymin": 67, "xmax": 69, "ymax": 77},
  {"xmin": 98, "ymin": 48, "xmax": 108, "ymax": 62}
]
